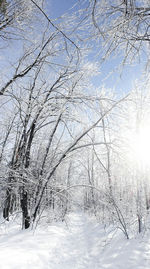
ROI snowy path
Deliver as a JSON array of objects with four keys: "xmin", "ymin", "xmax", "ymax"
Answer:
[
  {"xmin": 0, "ymin": 212, "xmax": 150, "ymax": 268},
  {"xmin": 0, "ymin": 212, "xmax": 103, "ymax": 269},
  {"xmin": 50, "ymin": 212, "xmax": 103, "ymax": 268}
]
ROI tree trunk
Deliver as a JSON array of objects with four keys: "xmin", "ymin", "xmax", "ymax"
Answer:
[
  {"xmin": 20, "ymin": 188, "xmax": 30, "ymax": 229},
  {"xmin": 3, "ymin": 188, "xmax": 11, "ymax": 221},
  {"xmin": 137, "ymin": 214, "xmax": 142, "ymax": 233}
]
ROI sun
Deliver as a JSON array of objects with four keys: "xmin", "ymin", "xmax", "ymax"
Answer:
[{"xmin": 131, "ymin": 124, "xmax": 150, "ymax": 167}]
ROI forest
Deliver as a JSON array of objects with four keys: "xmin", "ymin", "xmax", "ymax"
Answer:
[{"xmin": 0, "ymin": 1, "xmax": 150, "ymax": 268}]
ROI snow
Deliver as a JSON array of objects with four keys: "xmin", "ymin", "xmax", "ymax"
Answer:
[{"xmin": 0, "ymin": 212, "xmax": 150, "ymax": 268}]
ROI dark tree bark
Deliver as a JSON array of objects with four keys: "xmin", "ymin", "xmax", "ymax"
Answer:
[
  {"xmin": 3, "ymin": 188, "xmax": 11, "ymax": 221},
  {"xmin": 20, "ymin": 188, "xmax": 30, "ymax": 229}
]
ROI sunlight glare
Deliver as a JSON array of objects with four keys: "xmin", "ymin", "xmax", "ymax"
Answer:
[{"xmin": 131, "ymin": 125, "xmax": 150, "ymax": 166}]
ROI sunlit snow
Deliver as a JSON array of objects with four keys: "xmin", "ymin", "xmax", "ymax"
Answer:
[{"xmin": 0, "ymin": 212, "xmax": 150, "ymax": 269}]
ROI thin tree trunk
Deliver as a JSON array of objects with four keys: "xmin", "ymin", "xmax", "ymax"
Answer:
[
  {"xmin": 20, "ymin": 187, "xmax": 30, "ymax": 229},
  {"xmin": 3, "ymin": 188, "xmax": 11, "ymax": 221}
]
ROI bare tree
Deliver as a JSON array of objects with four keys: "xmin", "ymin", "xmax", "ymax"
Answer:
[
  {"xmin": 0, "ymin": 0, "xmax": 44, "ymax": 40},
  {"xmin": 68, "ymin": 0, "xmax": 150, "ymax": 65}
]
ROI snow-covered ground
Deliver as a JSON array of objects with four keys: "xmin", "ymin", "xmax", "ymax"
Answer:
[{"xmin": 0, "ymin": 212, "xmax": 150, "ymax": 268}]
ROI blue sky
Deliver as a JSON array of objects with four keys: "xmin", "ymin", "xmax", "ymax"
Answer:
[
  {"xmin": 98, "ymin": 58, "xmax": 144, "ymax": 94},
  {"xmin": 0, "ymin": 0, "xmax": 145, "ymax": 95},
  {"xmin": 47, "ymin": 0, "xmax": 144, "ymax": 94},
  {"xmin": 47, "ymin": 0, "xmax": 77, "ymax": 18}
]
